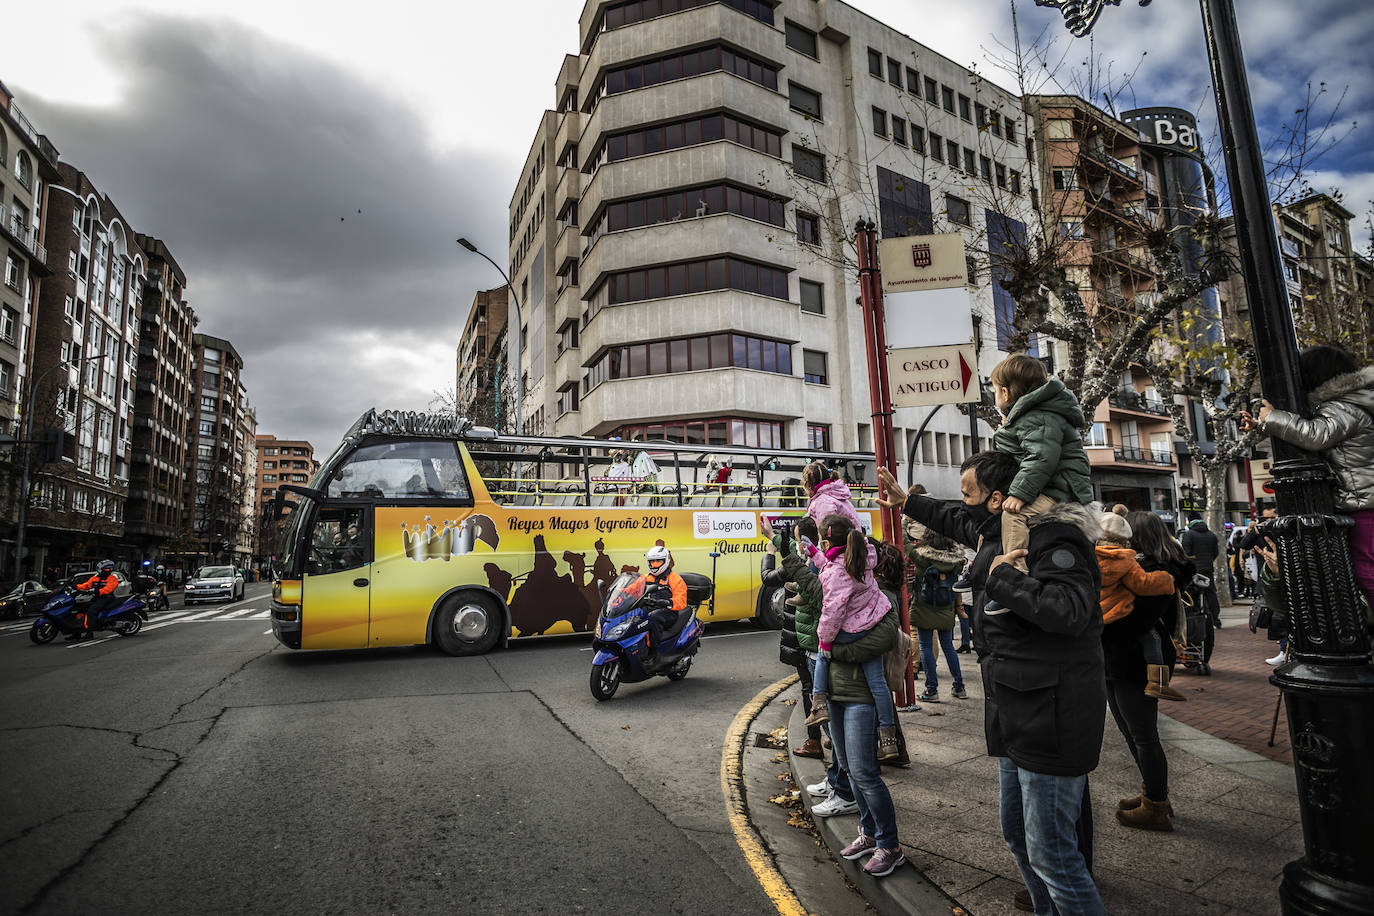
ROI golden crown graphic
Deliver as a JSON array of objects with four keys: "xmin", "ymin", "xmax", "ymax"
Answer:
[{"xmin": 401, "ymin": 515, "xmax": 499, "ymax": 562}]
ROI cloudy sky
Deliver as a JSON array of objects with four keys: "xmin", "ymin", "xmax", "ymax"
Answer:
[{"xmin": 9, "ymin": 0, "xmax": 1371, "ymax": 452}]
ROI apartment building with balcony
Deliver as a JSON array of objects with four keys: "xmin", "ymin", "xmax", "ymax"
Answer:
[
  {"xmin": 125, "ymin": 235, "xmax": 195, "ymax": 559},
  {"xmin": 510, "ymin": 0, "xmax": 1034, "ymax": 492},
  {"xmin": 25, "ymin": 163, "xmax": 145, "ymax": 573},
  {"xmin": 184, "ymin": 333, "xmax": 251, "ymax": 565},
  {"xmin": 254, "ymin": 434, "xmax": 316, "ymax": 509},
  {"xmin": 0, "ymin": 81, "xmax": 60, "ymax": 442},
  {"xmin": 455, "ymin": 285, "xmax": 510, "ymax": 428}
]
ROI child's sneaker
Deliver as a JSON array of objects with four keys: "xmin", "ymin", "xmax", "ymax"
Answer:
[
  {"xmin": 952, "ymin": 574, "xmax": 971, "ymax": 590},
  {"xmin": 983, "ymin": 597, "xmax": 1010, "ymax": 615},
  {"xmin": 840, "ymin": 833, "xmax": 877, "ymax": 860},
  {"xmin": 952, "ymin": 686, "xmax": 969, "ymax": 699},
  {"xmin": 804, "ymin": 693, "xmax": 830, "ymax": 726},
  {"xmin": 863, "ymin": 845, "xmax": 906, "ymax": 877},
  {"xmin": 918, "ymin": 689, "xmax": 940, "ymax": 703},
  {"xmin": 877, "ymin": 726, "xmax": 899, "ymax": 761}
]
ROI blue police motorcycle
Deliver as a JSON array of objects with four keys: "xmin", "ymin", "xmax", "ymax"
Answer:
[
  {"xmin": 29, "ymin": 584, "xmax": 149, "ymax": 644},
  {"xmin": 589, "ymin": 571, "xmax": 711, "ymax": 700}
]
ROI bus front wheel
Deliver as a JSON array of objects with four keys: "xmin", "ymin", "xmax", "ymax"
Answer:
[
  {"xmin": 755, "ymin": 585, "xmax": 786, "ymax": 630},
  {"xmin": 433, "ymin": 594, "xmax": 503, "ymax": 656}
]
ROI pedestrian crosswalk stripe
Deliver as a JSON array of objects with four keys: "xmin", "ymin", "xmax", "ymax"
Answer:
[
  {"xmin": 219, "ymin": 608, "xmax": 259, "ymax": 619},
  {"xmin": 8, "ymin": 606, "xmax": 275, "ymax": 638}
]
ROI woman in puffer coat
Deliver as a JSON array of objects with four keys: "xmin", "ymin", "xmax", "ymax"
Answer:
[{"xmin": 1247, "ymin": 346, "xmax": 1374, "ymax": 608}]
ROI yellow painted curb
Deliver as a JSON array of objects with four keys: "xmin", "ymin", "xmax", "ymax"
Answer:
[{"xmin": 721, "ymin": 672, "xmax": 808, "ymax": 916}]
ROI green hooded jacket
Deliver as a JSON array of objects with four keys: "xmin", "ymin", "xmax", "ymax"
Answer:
[
  {"xmin": 992, "ymin": 377, "xmax": 1094, "ymax": 505},
  {"xmin": 829, "ymin": 610, "xmax": 899, "ymax": 705},
  {"xmin": 779, "ymin": 548, "xmax": 822, "ymax": 653},
  {"xmin": 905, "ymin": 542, "xmax": 967, "ymax": 630}
]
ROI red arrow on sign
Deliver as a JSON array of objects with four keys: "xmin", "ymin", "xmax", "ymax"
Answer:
[
  {"xmin": 1262, "ymin": 481, "xmax": 1275, "ymax": 494},
  {"xmin": 958, "ymin": 351, "xmax": 973, "ymax": 393}
]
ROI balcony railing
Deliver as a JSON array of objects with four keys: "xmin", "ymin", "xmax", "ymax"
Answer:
[
  {"xmin": 1114, "ymin": 446, "xmax": 1176, "ymax": 467},
  {"xmin": 1108, "ymin": 388, "xmax": 1171, "ymax": 416},
  {"xmin": 1083, "ymin": 146, "xmax": 1141, "ymax": 182}
]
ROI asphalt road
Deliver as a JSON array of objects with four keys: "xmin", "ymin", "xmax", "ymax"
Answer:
[{"xmin": 0, "ymin": 583, "xmax": 843, "ymax": 915}]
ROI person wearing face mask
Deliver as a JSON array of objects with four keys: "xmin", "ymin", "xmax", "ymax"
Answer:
[{"xmin": 878, "ymin": 452, "xmax": 1106, "ymax": 916}]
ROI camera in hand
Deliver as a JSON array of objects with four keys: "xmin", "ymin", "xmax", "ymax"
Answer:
[{"xmin": 773, "ymin": 518, "xmax": 798, "ymax": 555}]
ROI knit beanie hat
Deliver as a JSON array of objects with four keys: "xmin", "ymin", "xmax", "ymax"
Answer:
[{"xmin": 1099, "ymin": 512, "xmax": 1133, "ymax": 543}]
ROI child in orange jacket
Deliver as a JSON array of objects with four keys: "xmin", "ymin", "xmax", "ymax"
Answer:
[{"xmin": 1096, "ymin": 513, "xmax": 1186, "ymax": 702}]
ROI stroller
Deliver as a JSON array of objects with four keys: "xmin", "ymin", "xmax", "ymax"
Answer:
[{"xmin": 1178, "ymin": 581, "xmax": 1212, "ymax": 676}]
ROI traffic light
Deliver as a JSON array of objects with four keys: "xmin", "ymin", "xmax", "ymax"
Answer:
[{"xmin": 38, "ymin": 428, "xmax": 65, "ymax": 464}]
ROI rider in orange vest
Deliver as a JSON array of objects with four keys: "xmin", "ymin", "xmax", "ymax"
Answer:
[
  {"xmin": 73, "ymin": 559, "xmax": 119, "ymax": 638},
  {"xmin": 639, "ymin": 544, "xmax": 686, "ymax": 649}
]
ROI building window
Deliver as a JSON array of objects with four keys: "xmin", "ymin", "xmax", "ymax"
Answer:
[
  {"xmin": 263, "ymin": 474, "xmax": 278, "ymax": 483},
  {"xmin": 911, "ymin": 125, "xmax": 925, "ymax": 155},
  {"xmin": 807, "ymin": 424, "xmax": 831, "ymax": 451},
  {"xmin": 1004, "ymin": 116, "xmax": 1016, "ymax": 143},
  {"xmin": 604, "ymin": 112, "xmax": 781, "ymax": 163},
  {"xmin": 891, "ymin": 117, "xmax": 907, "ymax": 146},
  {"xmin": 962, "ymin": 147, "xmax": 976, "ymax": 175},
  {"xmin": 785, "ymin": 20, "xmax": 818, "ymax": 58},
  {"xmin": 799, "ymin": 279, "xmax": 824, "ymax": 314},
  {"xmin": 604, "ymin": 44, "xmax": 780, "ymax": 95},
  {"xmin": 924, "ymin": 76, "xmax": 938, "ymax": 103},
  {"xmin": 980, "ymin": 155, "xmax": 992, "ymax": 182},
  {"xmin": 975, "ymin": 102, "xmax": 987, "ymax": 129},
  {"xmin": 1052, "ymin": 168, "xmax": 1078, "ymax": 190},
  {"xmin": 995, "ymin": 162, "xmax": 1007, "ymax": 189},
  {"xmin": 604, "ymin": 0, "xmax": 773, "ymax": 30},
  {"xmin": 0, "ymin": 361, "xmax": 12, "ymax": 400},
  {"xmin": 958, "ymin": 94, "xmax": 972, "ymax": 121},
  {"xmin": 585, "ymin": 331, "xmax": 792, "ymax": 390},
  {"xmin": 905, "ymin": 67, "xmax": 919, "ymax": 94},
  {"xmin": 867, "ymin": 48, "xmax": 883, "ymax": 76},
  {"xmin": 887, "ymin": 58, "xmax": 902, "ymax": 86},
  {"xmin": 789, "ymin": 82, "xmax": 822, "ymax": 118},
  {"xmin": 792, "ymin": 145, "xmax": 826, "ymax": 182},
  {"xmin": 1087, "ymin": 423, "xmax": 1109, "ymax": 447},
  {"xmin": 947, "ymin": 195, "xmax": 971, "ymax": 226},
  {"xmin": 803, "ymin": 350, "xmax": 828, "ymax": 385},
  {"xmin": 3, "ymin": 255, "xmax": 20, "ymax": 291},
  {"xmin": 612, "ymin": 416, "xmax": 783, "ymax": 449},
  {"xmin": 1046, "ymin": 118, "xmax": 1074, "ymax": 140},
  {"xmin": 14, "ymin": 151, "xmax": 33, "ymax": 189},
  {"xmin": 600, "ymin": 183, "xmax": 785, "ymax": 234},
  {"xmin": 600, "ymin": 256, "xmax": 789, "ymax": 308},
  {"xmin": 557, "ymin": 386, "xmax": 580, "ymax": 416},
  {"xmin": 264, "ymin": 461, "xmax": 276, "ymax": 469},
  {"xmin": 1059, "ymin": 221, "xmax": 1084, "ymax": 239},
  {"xmin": 948, "ymin": 140, "xmax": 962, "ymax": 169},
  {"xmin": 930, "ymin": 132, "xmax": 944, "ymax": 162},
  {"xmin": 878, "ymin": 167, "xmax": 933, "ymax": 239},
  {"xmin": 0, "ymin": 307, "xmax": 15, "ymax": 344},
  {"xmin": 941, "ymin": 85, "xmax": 955, "ymax": 112},
  {"xmin": 1010, "ymin": 170, "xmax": 1022, "ymax": 195},
  {"xmin": 872, "ymin": 107, "xmax": 888, "ymax": 137},
  {"xmin": 797, "ymin": 212, "xmax": 821, "ymax": 245}
]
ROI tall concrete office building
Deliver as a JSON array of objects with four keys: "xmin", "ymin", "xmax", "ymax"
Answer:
[{"xmin": 506, "ymin": 0, "xmax": 1034, "ymax": 492}]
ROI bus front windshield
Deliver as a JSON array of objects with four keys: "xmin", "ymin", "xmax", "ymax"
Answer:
[{"xmin": 275, "ymin": 496, "xmax": 314, "ymax": 578}]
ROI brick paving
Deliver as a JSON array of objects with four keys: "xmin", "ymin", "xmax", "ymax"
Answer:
[{"xmin": 1162, "ymin": 604, "xmax": 1293, "ymax": 765}]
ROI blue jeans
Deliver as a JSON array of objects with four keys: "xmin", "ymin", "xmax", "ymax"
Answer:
[
  {"xmin": 807, "ymin": 654, "xmax": 853, "ymax": 802},
  {"xmin": 917, "ymin": 627, "xmax": 964, "ymax": 693},
  {"xmin": 829, "ymin": 700, "xmax": 899, "ymax": 850},
  {"xmin": 813, "ymin": 630, "xmax": 896, "ymax": 729},
  {"xmin": 958, "ymin": 614, "xmax": 972, "ymax": 648},
  {"xmin": 997, "ymin": 758, "xmax": 1104, "ymax": 916}
]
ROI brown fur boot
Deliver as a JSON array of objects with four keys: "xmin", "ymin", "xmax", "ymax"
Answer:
[
  {"xmin": 1116, "ymin": 796, "xmax": 1173, "ymax": 831},
  {"xmin": 1118, "ymin": 788, "xmax": 1172, "ymax": 816},
  {"xmin": 1144, "ymin": 664, "xmax": 1187, "ymax": 702}
]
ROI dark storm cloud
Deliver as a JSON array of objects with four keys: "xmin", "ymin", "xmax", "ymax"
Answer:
[{"xmin": 16, "ymin": 13, "xmax": 517, "ymax": 449}]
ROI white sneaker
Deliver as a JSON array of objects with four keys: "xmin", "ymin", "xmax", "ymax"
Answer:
[
  {"xmin": 806, "ymin": 778, "xmax": 832, "ymax": 799},
  {"xmin": 1266, "ymin": 652, "xmax": 1286, "ymax": 666},
  {"xmin": 811, "ymin": 794, "xmax": 859, "ymax": 817}
]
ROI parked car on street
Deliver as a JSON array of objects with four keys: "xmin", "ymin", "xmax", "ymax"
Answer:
[
  {"xmin": 184, "ymin": 566, "xmax": 245, "ymax": 605},
  {"xmin": 0, "ymin": 580, "xmax": 53, "ymax": 617}
]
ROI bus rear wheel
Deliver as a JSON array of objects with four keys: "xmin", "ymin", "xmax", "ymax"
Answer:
[{"xmin": 433, "ymin": 594, "xmax": 503, "ymax": 656}]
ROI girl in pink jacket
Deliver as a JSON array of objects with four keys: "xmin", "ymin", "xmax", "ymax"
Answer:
[
  {"xmin": 803, "ymin": 462, "xmax": 863, "ymax": 532},
  {"xmin": 804, "ymin": 512, "xmax": 900, "ymax": 761}
]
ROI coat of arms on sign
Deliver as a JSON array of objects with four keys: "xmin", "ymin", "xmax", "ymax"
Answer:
[{"xmin": 912, "ymin": 243, "xmax": 932, "ymax": 268}]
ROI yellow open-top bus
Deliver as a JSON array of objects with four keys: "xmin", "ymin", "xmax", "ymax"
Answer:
[{"xmin": 269, "ymin": 409, "xmax": 880, "ymax": 655}]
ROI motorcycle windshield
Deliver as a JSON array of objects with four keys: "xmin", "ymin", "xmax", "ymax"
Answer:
[{"xmin": 604, "ymin": 574, "xmax": 643, "ymax": 617}]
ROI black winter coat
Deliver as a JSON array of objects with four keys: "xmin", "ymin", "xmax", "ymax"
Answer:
[
  {"xmin": 1181, "ymin": 524, "xmax": 1219, "ymax": 575},
  {"xmin": 1101, "ymin": 556, "xmax": 1190, "ymax": 685},
  {"xmin": 903, "ymin": 494, "xmax": 1107, "ymax": 777}
]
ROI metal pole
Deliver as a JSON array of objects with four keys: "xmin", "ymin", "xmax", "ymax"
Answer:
[
  {"xmin": 457, "ymin": 239, "xmax": 523, "ymax": 438},
  {"xmin": 1196, "ymin": 3, "xmax": 1374, "ymax": 911},
  {"xmin": 15, "ymin": 354, "xmax": 103, "ymax": 580}
]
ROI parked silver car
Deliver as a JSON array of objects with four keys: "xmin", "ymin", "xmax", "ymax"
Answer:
[{"xmin": 184, "ymin": 566, "xmax": 245, "ymax": 605}]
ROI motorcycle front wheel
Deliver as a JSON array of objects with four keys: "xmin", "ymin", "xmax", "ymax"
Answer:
[
  {"xmin": 30, "ymin": 620, "xmax": 58, "ymax": 644},
  {"xmin": 113, "ymin": 616, "xmax": 143, "ymax": 636},
  {"xmin": 590, "ymin": 660, "xmax": 622, "ymax": 701}
]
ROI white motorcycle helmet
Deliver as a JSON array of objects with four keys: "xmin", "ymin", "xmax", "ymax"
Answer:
[{"xmin": 646, "ymin": 545, "xmax": 672, "ymax": 576}]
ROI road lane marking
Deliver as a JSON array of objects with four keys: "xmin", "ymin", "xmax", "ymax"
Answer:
[
  {"xmin": 721, "ymin": 672, "xmax": 806, "ymax": 916},
  {"xmin": 217, "ymin": 608, "xmax": 259, "ymax": 618}
]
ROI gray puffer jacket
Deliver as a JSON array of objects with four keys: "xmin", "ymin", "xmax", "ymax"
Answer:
[{"xmin": 1262, "ymin": 365, "xmax": 1374, "ymax": 512}]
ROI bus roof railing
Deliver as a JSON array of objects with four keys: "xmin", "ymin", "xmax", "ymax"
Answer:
[{"xmin": 344, "ymin": 408, "xmax": 877, "ymax": 466}]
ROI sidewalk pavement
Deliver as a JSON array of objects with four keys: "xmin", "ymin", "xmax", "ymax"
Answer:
[{"xmin": 784, "ymin": 607, "xmax": 1301, "ymax": 915}]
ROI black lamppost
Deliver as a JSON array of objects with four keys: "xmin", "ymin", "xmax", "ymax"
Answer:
[{"xmin": 1037, "ymin": 2, "xmax": 1373, "ymax": 913}]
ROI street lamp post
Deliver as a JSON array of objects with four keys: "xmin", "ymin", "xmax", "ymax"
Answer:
[
  {"xmin": 1037, "ymin": 2, "xmax": 1374, "ymax": 912},
  {"xmin": 14, "ymin": 353, "xmax": 104, "ymax": 580},
  {"xmin": 456, "ymin": 238, "xmax": 523, "ymax": 438}
]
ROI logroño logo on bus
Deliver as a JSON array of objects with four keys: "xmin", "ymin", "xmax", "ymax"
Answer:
[{"xmin": 692, "ymin": 512, "xmax": 757, "ymax": 540}]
